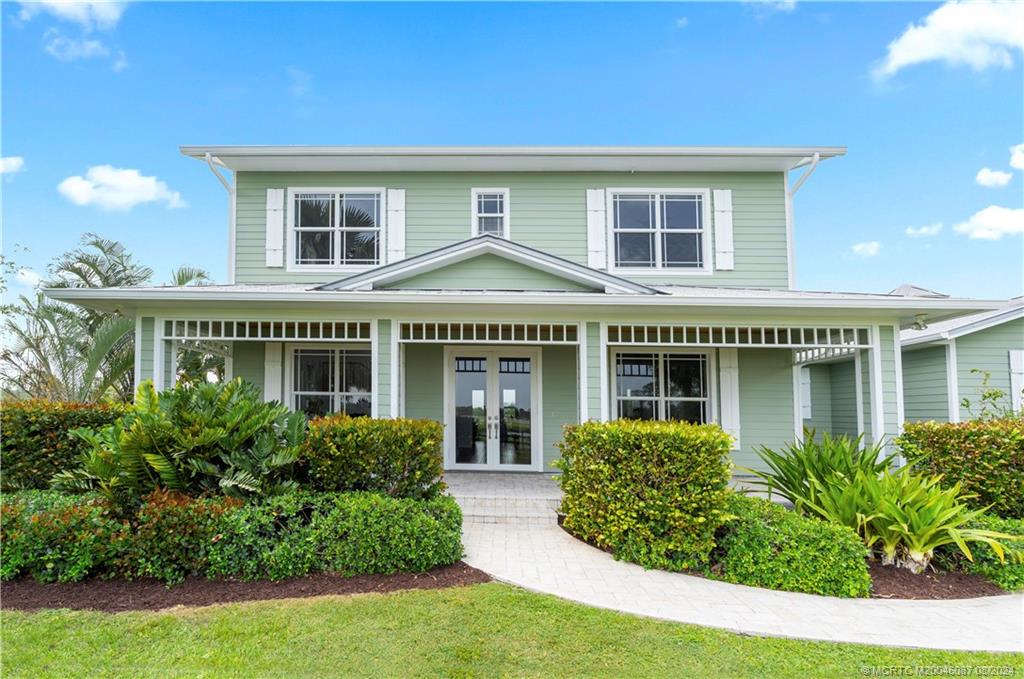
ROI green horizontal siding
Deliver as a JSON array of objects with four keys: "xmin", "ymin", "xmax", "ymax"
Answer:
[
  {"xmin": 376, "ymin": 320, "xmax": 391, "ymax": 418},
  {"xmin": 381, "ymin": 254, "xmax": 593, "ymax": 291},
  {"xmin": 829, "ymin": 360, "xmax": 859, "ymax": 438},
  {"xmin": 403, "ymin": 344, "xmax": 444, "ymax": 422},
  {"xmin": 235, "ymin": 171, "xmax": 789, "ymax": 288},
  {"xmin": 956, "ymin": 318, "xmax": 1024, "ymax": 418},
  {"xmin": 542, "ymin": 345, "xmax": 578, "ymax": 470},
  {"xmin": 902, "ymin": 345, "xmax": 948, "ymax": 422},
  {"xmin": 734, "ymin": 349, "xmax": 795, "ymax": 471},
  {"xmin": 138, "ymin": 317, "xmax": 154, "ymax": 387},
  {"xmin": 232, "ymin": 342, "xmax": 266, "ymax": 398},
  {"xmin": 803, "ymin": 364, "xmax": 832, "ymax": 434}
]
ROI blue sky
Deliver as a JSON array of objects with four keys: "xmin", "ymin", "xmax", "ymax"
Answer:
[{"xmin": 3, "ymin": 1, "xmax": 1022, "ymax": 299}]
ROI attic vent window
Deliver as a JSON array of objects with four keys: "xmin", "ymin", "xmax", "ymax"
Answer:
[{"xmin": 471, "ymin": 188, "xmax": 510, "ymax": 238}]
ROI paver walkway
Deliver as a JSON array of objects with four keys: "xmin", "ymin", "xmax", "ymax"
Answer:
[{"xmin": 449, "ymin": 472, "xmax": 1024, "ymax": 653}]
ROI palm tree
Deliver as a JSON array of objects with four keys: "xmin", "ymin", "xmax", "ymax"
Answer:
[{"xmin": 1, "ymin": 235, "xmax": 214, "ymax": 402}]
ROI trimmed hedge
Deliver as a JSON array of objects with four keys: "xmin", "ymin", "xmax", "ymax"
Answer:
[
  {"xmin": 304, "ymin": 415, "xmax": 445, "ymax": 500},
  {"xmin": 709, "ymin": 494, "xmax": 871, "ymax": 598},
  {"xmin": 935, "ymin": 514, "xmax": 1024, "ymax": 591},
  {"xmin": 0, "ymin": 400, "xmax": 124, "ymax": 490},
  {"xmin": 897, "ymin": 418, "xmax": 1024, "ymax": 518},
  {"xmin": 0, "ymin": 490, "xmax": 463, "ymax": 584},
  {"xmin": 555, "ymin": 419, "xmax": 733, "ymax": 572}
]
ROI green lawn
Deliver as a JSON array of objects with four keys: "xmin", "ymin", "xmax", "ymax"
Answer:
[{"xmin": 2, "ymin": 583, "xmax": 1020, "ymax": 678}]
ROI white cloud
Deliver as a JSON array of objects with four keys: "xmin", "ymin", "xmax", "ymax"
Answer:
[
  {"xmin": 15, "ymin": 269, "xmax": 43, "ymax": 289},
  {"xmin": 851, "ymin": 241, "xmax": 881, "ymax": 257},
  {"xmin": 44, "ymin": 32, "xmax": 108, "ymax": 61},
  {"xmin": 58, "ymin": 165, "xmax": 186, "ymax": 211},
  {"xmin": 112, "ymin": 49, "xmax": 127, "ymax": 72},
  {"xmin": 0, "ymin": 157, "xmax": 25, "ymax": 174},
  {"xmin": 953, "ymin": 205, "xmax": 1024, "ymax": 240},
  {"xmin": 976, "ymin": 167, "xmax": 1013, "ymax": 187},
  {"xmin": 873, "ymin": 1, "xmax": 1024, "ymax": 80},
  {"xmin": 905, "ymin": 223, "xmax": 943, "ymax": 238},
  {"xmin": 744, "ymin": 0, "xmax": 796, "ymax": 15},
  {"xmin": 1010, "ymin": 143, "xmax": 1024, "ymax": 170},
  {"xmin": 675, "ymin": 17, "xmax": 689, "ymax": 28},
  {"xmin": 18, "ymin": 1, "xmax": 127, "ymax": 31}
]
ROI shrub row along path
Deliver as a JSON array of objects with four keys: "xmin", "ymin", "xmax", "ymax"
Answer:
[{"xmin": 447, "ymin": 472, "xmax": 1024, "ymax": 654}]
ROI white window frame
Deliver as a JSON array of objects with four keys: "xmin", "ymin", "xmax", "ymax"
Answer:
[
  {"xmin": 470, "ymin": 187, "xmax": 510, "ymax": 239},
  {"xmin": 610, "ymin": 349, "xmax": 717, "ymax": 423},
  {"xmin": 286, "ymin": 187, "xmax": 387, "ymax": 273},
  {"xmin": 284, "ymin": 343, "xmax": 373, "ymax": 416},
  {"xmin": 605, "ymin": 188, "xmax": 712, "ymax": 275}
]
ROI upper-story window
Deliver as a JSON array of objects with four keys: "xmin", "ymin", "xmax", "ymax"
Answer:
[
  {"xmin": 610, "ymin": 190, "xmax": 708, "ymax": 270},
  {"xmin": 292, "ymin": 190, "xmax": 382, "ymax": 267},
  {"xmin": 471, "ymin": 188, "xmax": 510, "ymax": 238}
]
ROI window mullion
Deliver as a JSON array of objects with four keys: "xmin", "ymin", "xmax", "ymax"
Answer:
[{"xmin": 653, "ymin": 195, "xmax": 663, "ymax": 269}]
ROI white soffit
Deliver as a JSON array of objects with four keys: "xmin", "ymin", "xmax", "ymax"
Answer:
[{"xmin": 180, "ymin": 146, "xmax": 847, "ymax": 172}]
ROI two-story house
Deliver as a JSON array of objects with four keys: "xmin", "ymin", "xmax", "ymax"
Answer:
[{"xmin": 48, "ymin": 146, "xmax": 999, "ymax": 472}]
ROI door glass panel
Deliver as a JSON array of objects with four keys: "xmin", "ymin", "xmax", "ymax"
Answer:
[
  {"xmin": 454, "ymin": 357, "xmax": 487, "ymax": 464},
  {"xmin": 498, "ymin": 358, "xmax": 531, "ymax": 465}
]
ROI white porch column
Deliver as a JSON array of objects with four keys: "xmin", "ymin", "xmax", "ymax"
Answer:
[{"xmin": 578, "ymin": 322, "xmax": 589, "ymax": 422}]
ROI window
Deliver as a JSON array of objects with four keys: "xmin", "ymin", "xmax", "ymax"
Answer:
[
  {"xmin": 291, "ymin": 347, "xmax": 371, "ymax": 417},
  {"xmin": 292, "ymin": 190, "xmax": 381, "ymax": 267},
  {"xmin": 611, "ymin": 191, "xmax": 706, "ymax": 269},
  {"xmin": 471, "ymin": 188, "xmax": 510, "ymax": 237},
  {"xmin": 614, "ymin": 352, "xmax": 709, "ymax": 423}
]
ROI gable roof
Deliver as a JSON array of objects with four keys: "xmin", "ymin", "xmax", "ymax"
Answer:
[
  {"xmin": 901, "ymin": 297, "xmax": 1024, "ymax": 346},
  {"xmin": 181, "ymin": 145, "xmax": 846, "ymax": 172},
  {"xmin": 316, "ymin": 235, "xmax": 663, "ymax": 295}
]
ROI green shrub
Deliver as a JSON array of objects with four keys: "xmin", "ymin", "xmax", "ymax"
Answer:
[
  {"xmin": 304, "ymin": 415, "xmax": 445, "ymax": 500},
  {"xmin": 2, "ymin": 489, "xmax": 464, "ymax": 584},
  {"xmin": 897, "ymin": 418, "xmax": 1024, "ymax": 518},
  {"xmin": 710, "ymin": 494, "xmax": 871, "ymax": 598},
  {"xmin": 207, "ymin": 492, "xmax": 463, "ymax": 580},
  {"xmin": 555, "ymin": 419, "xmax": 733, "ymax": 572},
  {"xmin": 128, "ymin": 490, "xmax": 242, "ymax": 584},
  {"xmin": 935, "ymin": 514, "xmax": 1024, "ymax": 591},
  {"xmin": 0, "ymin": 493, "xmax": 128, "ymax": 582},
  {"xmin": 746, "ymin": 431, "xmax": 893, "ymax": 513},
  {"xmin": 0, "ymin": 400, "xmax": 124, "ymax": 490},
  {"xmin": 52, "ymin": 379, "xmax": 306, "ymax": 512}
]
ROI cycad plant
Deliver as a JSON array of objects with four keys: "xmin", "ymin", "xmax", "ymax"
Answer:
[{"xmin": 53, "ymin": 379, "xmax": 306, "ymax": 513}]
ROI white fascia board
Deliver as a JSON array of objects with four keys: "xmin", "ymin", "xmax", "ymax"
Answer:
[
  {"xmin": 43, "ymin": 287, "xmax": 1004, "ymax": 313},
  {"xmin": 900, "ymin": 305, "xmax": 1024, "ymax": 347}
]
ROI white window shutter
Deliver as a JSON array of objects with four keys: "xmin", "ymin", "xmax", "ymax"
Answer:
[
  {"xmin": 586, "ymin": 189, "xmax": 607, "ymax": 269},
  {"xmin": 1010, "ymin": 349, "xmax": 1024, "ymax": 413},
  {"xmin": 712, "ymin": 189, "xmax": 734, "ymax": 271},
  {"xmin": 386, "ymin": 189, "xmax": 406, "ymax": 263},
  {"xmin": 719, "ymin": 349, "xmax": 741, "ymax": 449},
  {"xmin": 265, "ymin": 189, "xmax": 285, "ymax": 267},
  {"xmin": 263, "ymin": 342, "xmax": 282, "ymax": 404},
  {"xmin": 799, "ymin": 366, "xmax": 813, "ymax": 419}
]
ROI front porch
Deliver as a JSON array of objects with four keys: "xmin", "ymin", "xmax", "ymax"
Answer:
[{"xmin": 139, "ymin": 316, "xmax": 903, "ymax": 473}]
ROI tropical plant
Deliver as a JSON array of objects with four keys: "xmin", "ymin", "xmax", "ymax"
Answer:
[
  {"xmin": 745, "ymin": 430, "xmax": 894, "ymax": 513},
  {"xmin": 1, "ymin": 235, "xmax": 216, "ymax": 401},
  {"xmin": 52, "ymin": 379, "xmax": 306, "ymax": 512},
  {"xmin": 803, "ymin": 466, "xmax": 1012, "ymax": 573}
]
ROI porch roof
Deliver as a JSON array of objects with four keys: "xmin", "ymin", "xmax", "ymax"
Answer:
[{"xmin": 44, "ymin": 282, "xmax": 1003, "ymax": 328}]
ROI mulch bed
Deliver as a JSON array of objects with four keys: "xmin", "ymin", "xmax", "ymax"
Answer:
[
  {"xmin": 868, "ymin": 562, "xmax": 1004, "ymax": 600},
  {"xmin": 0, "ymin": 562, "xmax": 491, "ymax": 613}
]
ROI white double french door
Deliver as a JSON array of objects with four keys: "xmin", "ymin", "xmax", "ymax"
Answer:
[{"xmin": 443, "ymin": 346, "xmax": 542, "ymax": 471}]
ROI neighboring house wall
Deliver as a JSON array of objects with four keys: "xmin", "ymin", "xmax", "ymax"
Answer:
[
  {"xmin": 955, "ymin": 318, "xmax": 1024, "ymax": 419},
  {"xmin": 235, "ymin": 171, "xmax": 790, "ymax": 288},
  {"xmin": 902, "ymin": 345, "xmax": 949, "ymax": 422}
]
